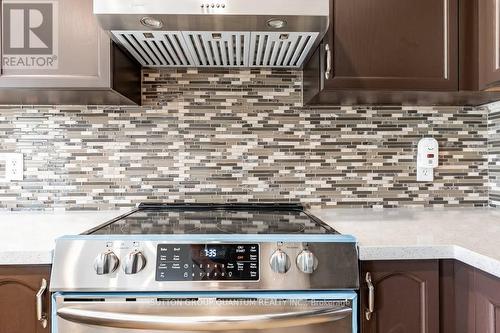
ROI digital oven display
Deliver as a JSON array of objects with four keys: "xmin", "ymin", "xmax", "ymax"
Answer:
[{"xmin": 155, "ymin": 244, "xmax": 259, "ymax": 281}]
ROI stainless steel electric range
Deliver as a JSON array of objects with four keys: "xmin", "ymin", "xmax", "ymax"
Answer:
[{"xmin": 50, "ymin": 203, "xmax": 359, "ymax": 333}]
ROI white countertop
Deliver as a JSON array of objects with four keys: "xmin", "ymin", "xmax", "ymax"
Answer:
[
  {"xmin": 0, "ymin": 207, "xmax": 499, "ymax": 279},
  {"xmin": 310, "ymin": 207, "xmax": 500, "ymax": 278},
  {"xmin": 0, "ymin": 211, "xmax": 124, "ymax": 264}
]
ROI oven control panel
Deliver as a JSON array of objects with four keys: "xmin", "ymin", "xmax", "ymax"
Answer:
[{"xmin": 155, "ymin": 244, "xmax": 259, "ymax": 281}]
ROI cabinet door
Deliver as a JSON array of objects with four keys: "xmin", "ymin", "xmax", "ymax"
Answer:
[
  {"xmin": 324, "ymin": 0, "xmax": 458, "ymax": 91},
  {"xmin": 479, "ymin": 0, "xmax": 500, "ymax": 90},
  {"xmin": 440, "ymin": 260, "xmax": 476, "ymax": 333},
  {"xmin": 475, "ymin": 270, "xmax": 500, "ymax": 333},
  {"xmin": 0, "ymin": 265, "xmax": 51, "ymax": 333},
  {"xmin": 0, "ymin": 0, "xmax": 110, "ymax": 88},
  {"xmin": 360, "ymin": 260, "xmax": 440, "ymax": 333}
]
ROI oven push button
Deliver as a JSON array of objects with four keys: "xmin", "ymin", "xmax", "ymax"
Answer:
[
  {"xmin": 124, "ymin": 250, "xmax": 147, "ymax": 275},
  {"xmin": 94, "ymin": 250, "xmax": 119, "ymax": 275}
]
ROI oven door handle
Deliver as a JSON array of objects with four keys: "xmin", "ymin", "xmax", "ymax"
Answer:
[{"xmin": 57, "ymin": 306, "xmax": 352, "ymax": 330}]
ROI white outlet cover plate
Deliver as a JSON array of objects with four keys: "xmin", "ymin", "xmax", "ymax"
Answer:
[
  {"xmin": 417, "ymin": 167, "xmax": 434, "ymax": 182},
  {"xmin": 0, "ymin": 153, "xmax": 24, "ymax": 181}
]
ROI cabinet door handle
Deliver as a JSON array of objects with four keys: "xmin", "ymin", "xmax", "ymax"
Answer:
[
  {"xmin": 324, "ymin": 44, "xmax": 332, "ymax": 80},
  {"xmin": 36, "ymin": 278, "xmax": 48, "ymax": 328},
  {"xmin": 365, "ymin": 272, "xmax": 374, "ymax": 321}
]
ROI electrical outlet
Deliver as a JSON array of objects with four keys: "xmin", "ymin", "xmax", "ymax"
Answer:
[
  {"xmin": 417, "ymin": 167, "xmax": 433, "ymax": 182},
  {"xmin": 0, "ymin": 153, "xmax": 24, "ymax": 181},
  {"xmin": 416, "ymin": 138, "xmax": 438, "ymax": 183}
]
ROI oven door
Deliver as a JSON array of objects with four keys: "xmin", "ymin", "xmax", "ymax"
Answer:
[{"xmin": 52, "ymin": 291, "xmax": 357, "ymax": 333}]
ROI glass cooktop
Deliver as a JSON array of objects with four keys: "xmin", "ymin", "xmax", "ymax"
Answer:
[{"xmin": 87, "ymin": 203, "xmax": 336, "ymax": 235}]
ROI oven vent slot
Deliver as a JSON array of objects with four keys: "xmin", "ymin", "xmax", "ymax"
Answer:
[
  {"xmin": 63, "ymin": 298, "xmax": 106, "ymax": 302},
  {"xmin": 184, "ymin": 32, "xmax": 250, "ymax": 67},
  {"xmin": 156, "ymin": 298, "xmax": 199, "ymax": 302},
  {"xmin": 249, "ymin": 32, "xmax": 318, "ymax": 67},
  {"xmin": 215, "ymin": 298, "xmax": 259, "ymax": 302},
  {"xmin": 112, "ymin": 31, "xmax": 194, "ymax": 67}
]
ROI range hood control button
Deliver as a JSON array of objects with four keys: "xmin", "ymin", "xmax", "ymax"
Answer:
[
  {"xmin": 94, "ymin": 251, "xmax": 119, "ymax": 275},
  {"xmin": 296, "ymin": 250, "xmax": 318, "ymax": 274},
  {"xmin": 124, "ymin": 250, "xmax": 147, "ymax": 275},
  {"xmin": 269, "ymin": 249, "xmax": 290, "ymax": 274}
]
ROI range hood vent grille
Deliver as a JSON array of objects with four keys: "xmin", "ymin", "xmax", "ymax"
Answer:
[
  {"xmin": 184, "ymin": 32, "xmax": 250, "ymax": 67},
  {"xmin": 111, "ymin": 31, "xmax": 319, "ymax": 68},
  {"xmin": 113, "ymin": 31, "xmax": 194, "ymax": 67},
  {"xmin": 249, "ymin": 32, "xmax": 318, "ymax": 67}
]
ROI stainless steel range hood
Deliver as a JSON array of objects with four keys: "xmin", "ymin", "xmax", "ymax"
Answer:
[{"xmin": 93, "ymin": 0, "xmax": 329, "ymax": 68}]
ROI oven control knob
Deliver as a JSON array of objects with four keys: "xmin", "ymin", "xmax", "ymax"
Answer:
[
  {"xmin": 296, "ymin": 250, "xmax": 319, "ymax": 274},
  {"xmin": 124, "ymin": 250, "xmax": 147, "ymax": 274},
  {"xmin": 94, "ymin": 251, "xmax": 119, "ymax": 275},
  {"xmin": 269, "ymin": 249, "xmax": 290, "ymax": 274}
]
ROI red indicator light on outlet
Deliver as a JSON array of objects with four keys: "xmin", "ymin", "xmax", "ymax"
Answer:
[{"xmin": 427, "ymin": 154, "xmax": 434, "ymax": 158}]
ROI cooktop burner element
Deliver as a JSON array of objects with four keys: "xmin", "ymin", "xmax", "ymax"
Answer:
[{"xmin": 88, "ymin": 203, "xmax": 336, "ymax": 235}]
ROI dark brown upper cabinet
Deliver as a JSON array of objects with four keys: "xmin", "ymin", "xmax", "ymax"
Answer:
[
  {"xmin": 0, "ymin": 0, "xmax": 141, "ymax": 105},
  {"xmin": 478, "ymin": 0, "xmax": 500, "ymax": 90},
  {"xmin": 0, "ymin": 265, "xmax": 51, "ymax": 333},
  {"xmin": 360, "ymin": 260, "xmax": 440, "ymax": 333},
  {"xmin": 326, "ymin": 0, "xmax": 457, "ymax": 91},
  {"xmin": 303, "ymin": 0, "xmax": 500, "ymax": 106}
]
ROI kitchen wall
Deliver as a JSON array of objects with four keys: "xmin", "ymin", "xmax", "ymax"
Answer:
[
  {"xmin": 0, "ymin": 69, "xmax": 492, "ymax": 210},
  {"xmin": 489, "ymin": 102, "xmax": 500, "ymax": 207}
]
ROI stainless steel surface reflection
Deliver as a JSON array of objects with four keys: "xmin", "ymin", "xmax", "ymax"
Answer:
[
  {"xmin": 51, "ymin": 204, "xmax": 358, "ymax": 333},
  {"xmin": 50, "ymin": 240, "xmax": 359, "ymax": 291},
  {"xmin": 55, "ymin": 296, "xmax": 353, "ymax": 333},
  {"xmin": 90, "ymin": 209, "xmax": 334, "ymax": 235}
]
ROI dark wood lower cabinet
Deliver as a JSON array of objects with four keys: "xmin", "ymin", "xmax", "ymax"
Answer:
[
  {"xmin": 361, "ymin": 260, "xmax": 500, "ymax": 333},
  {"xmin": 440, "ymin": 260, "xmax": 500, "ymax": 333},
  {"xmin": 360, "ymin": 260, "xmax": 440, "ymax": 333},
  {"xmin": 475, "ymin": 269, "xmax": 500, "ymax": 333},
  {"xmin": 1, "ymin": 260, "xmax": 498, "ymax": 333},
  {"xmin": 0, "ymin": 265, "xmax": 51, "ymax": 333},
  {"xmin": 440, "ymin": 260, "xmax": 476, "ymax": 333}
]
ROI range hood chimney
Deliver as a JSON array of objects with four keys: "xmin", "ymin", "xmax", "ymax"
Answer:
[{"xmin": 94, "ymin": 0, "xmax": 329, "ymax": 68}]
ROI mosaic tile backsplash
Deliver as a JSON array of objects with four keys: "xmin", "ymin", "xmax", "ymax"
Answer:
[
  {"xmin": 0, "ymin": 69, "xmax": 492, "ymax": 210},
  {"xmin": 489, "ymin": 102, "xmax": 500, "ymax": 207}
]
